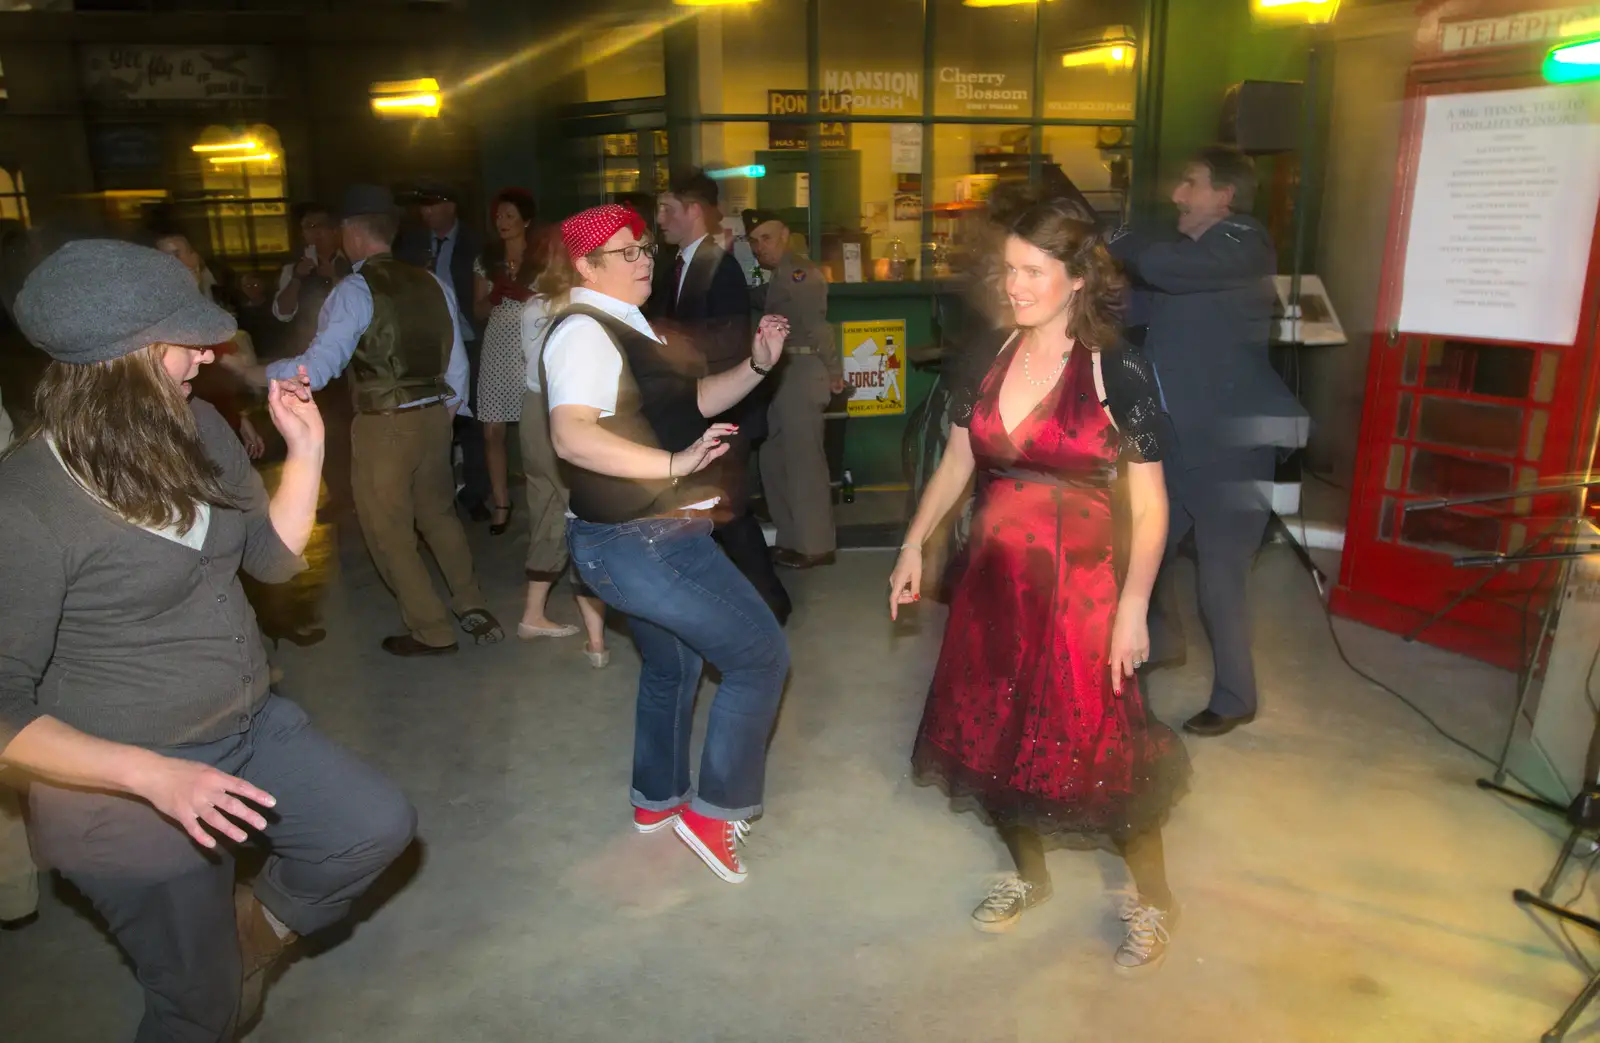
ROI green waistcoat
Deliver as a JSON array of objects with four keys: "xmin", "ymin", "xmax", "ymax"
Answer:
[{"xmin": 349, "ymin": 255, "xmax": 454, "ymax": 412}]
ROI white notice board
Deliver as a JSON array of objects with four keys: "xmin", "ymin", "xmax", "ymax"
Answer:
[{"xmin": 1398, "ymin": 84, "xmax": 1600, "ymax": 345}]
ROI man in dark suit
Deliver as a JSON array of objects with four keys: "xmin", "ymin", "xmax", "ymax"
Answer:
[
  {"xmin": 397, "ymin": 181, "xmax": 491, "ymax": 521},
  {"xmin": 1110, "ymin": 147, "xmax": 1308, "ymax": 737},
  {"xmin": 650, "ymin": 171, "xmax": 791, "ymax": 623}
]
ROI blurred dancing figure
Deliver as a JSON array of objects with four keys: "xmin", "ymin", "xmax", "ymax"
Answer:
[
  {"xmin": 540, "ymin": 204, "xmax": 789, "ymax": 884},
  {"xmin": 1109, "ymin": 147, "xmax": 1307, "ymax": 737},
  {"xmin": 890, "ymin": 201, "xmax": 1188, "ymax": 970},
  {"xmin": 0, "ymin": 241, "xmax": 415, "ymax": 1039}
]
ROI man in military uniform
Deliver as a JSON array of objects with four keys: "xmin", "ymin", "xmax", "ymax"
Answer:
[
  {"xmin": 241, "ymin": 185, "xmax": 505, "ymax": 656},
  {"xmin": 744, "ymin": 209, "xmax": 843, "ymax": 569},
  {"xmin": 1110, "ymin": 147, "xmax": 1307, "ymax": 738}
]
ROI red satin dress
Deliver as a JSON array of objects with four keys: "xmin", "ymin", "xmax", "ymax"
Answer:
[{"xmin": 911, "ymin": 337, "xmax": 1188, "ymax": 839}]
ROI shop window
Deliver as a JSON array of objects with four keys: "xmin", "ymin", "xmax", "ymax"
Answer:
[
  {"xmin": 1042, "ymin": 125, "xmax": 1132, "ymax": 224},
  {"xmin": 189, "ymin": 124, "xmax": 289, "ymax": 263},
  {"xmin": 819, "ymin": 0, "xmax": 925, "ymax": 119},
  {"xmin": 696, "ymin": 122, "xmax": 813, "ymax": 265},
  {"xmin": 1041, "ymin": 0, "xmax": 1141, "ymax": 121},
  {"xmin": 932, "ymin": 0, "xmax": 1034, "ymax": 120},
  {"xmin": 699, "ymin": 1, "xmax": 806, "ymax": 116},
  {"xmin": 583, "ymin": 23, "xmax": 666, "ymax": 103},
  {"xmin": 0, "ymin": 167, "xmax": 30, "ymax": 227}
]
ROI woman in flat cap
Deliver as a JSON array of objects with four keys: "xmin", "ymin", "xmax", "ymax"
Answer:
[{"xmin": 0, "ymin": 239, "xmax": 416, "ymax": 1040}]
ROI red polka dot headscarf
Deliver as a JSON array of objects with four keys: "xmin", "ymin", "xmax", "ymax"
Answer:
[{"xmin": 560, "ymin": 204, "xmax": 648, "ymax": 261}]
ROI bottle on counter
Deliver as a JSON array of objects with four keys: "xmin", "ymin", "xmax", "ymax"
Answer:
[{"xmin": 886, "ymin": 237, "xmax": 907, "ymax": 282}]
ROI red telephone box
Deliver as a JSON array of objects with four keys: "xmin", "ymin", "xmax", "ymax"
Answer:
[{"xmin": 1331, "ymin": 0, "xmax": 1600, "ymax": 671}]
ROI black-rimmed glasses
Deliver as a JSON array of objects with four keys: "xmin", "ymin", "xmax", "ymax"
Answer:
[{"xmin": 594, "ymin": 242, "xmax": 658, "ymax": 263}]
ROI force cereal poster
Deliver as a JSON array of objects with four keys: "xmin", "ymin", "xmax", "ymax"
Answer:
[{"xmin": 842, "ymin": 320, "xmax": 906, "ymax": 417}]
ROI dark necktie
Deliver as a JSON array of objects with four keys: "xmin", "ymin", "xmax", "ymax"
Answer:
[
  {"xmin": 433, "ymin": 237, "xmax": 447, "ymax": 274},
  {"xmin": 673, "ymin": 253, "xmax": 685, "ymax": 309}
]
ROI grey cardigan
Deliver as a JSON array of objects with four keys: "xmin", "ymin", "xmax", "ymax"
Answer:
[{"xmin": 0, "ymin": 400, "xmax": 304, "ymax": 750}]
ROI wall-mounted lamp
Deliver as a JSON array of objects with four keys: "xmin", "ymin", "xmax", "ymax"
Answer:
[
  {"xmin": 1251, "ymin": 0, "xmax": 1340, "ymax": 26},
  {"xmin": 1060, "ymin": 34, "xmax": 1137, "ymax": 70},
  {"xmin": 191, "ymin": 140, "xmax": 261, "ymax": 154},
  {"xmin": 673, "ymin": 0, "xmax": 761, "ymax": 6},
  {"xmin": 1545, "ymin": 34, "xmax": 1600, "ymax": 83},
  {"xmin": 708, "ymin": 165, "xmax": 766, "ymax": 180},
  {"xmin": 370, "ymin": 78, "xmax": 442, "ymax": 119},
  {"xmin": 207, "ymin": 152, "xmax": 277, "ymax": 166}
]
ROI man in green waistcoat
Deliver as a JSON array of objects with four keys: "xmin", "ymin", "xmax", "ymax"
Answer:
[{"xmin": 249, "ymin": 185, "xmax": 504, "ymax": 655}]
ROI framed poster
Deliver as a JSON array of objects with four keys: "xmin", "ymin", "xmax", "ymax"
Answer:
[{"xmin": 842, "ymin": 320, "xmax": 906, "ymax": 416}]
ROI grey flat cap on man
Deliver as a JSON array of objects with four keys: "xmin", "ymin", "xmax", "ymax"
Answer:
[
  {"xmin": 340, "ymin": 184, "xmax": 403, "ymax": 221},
  {"xmin": 13, "ymin": 239, "xmax": 236, "ymax": 365}
]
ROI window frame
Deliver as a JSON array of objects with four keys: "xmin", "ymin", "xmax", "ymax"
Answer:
[{"xmin": 683, "ymin": 0, "xmax": 1157, "ymax": 289}]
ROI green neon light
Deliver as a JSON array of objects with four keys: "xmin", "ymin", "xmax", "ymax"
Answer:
[
  {"xmin": 1545, "ymin": 36, "xmax": 1600, "ymax": 84},
  {"xmin": 707, "ymin": 165, "xmax": 767, "ymax": 180}
]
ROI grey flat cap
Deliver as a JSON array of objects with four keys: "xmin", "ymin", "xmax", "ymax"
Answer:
[
  {"xmin": 14, "ymin": 239, "xmax": 237, "ymax": 365},
  {"xmin": 341, "ymin": 184, "xmax": 402, "ymax": 220}
]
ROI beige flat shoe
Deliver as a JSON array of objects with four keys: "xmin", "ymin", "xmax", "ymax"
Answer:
[
  {"xmin": 518, "ymin": 622, "xmax": 580, "ymax": 640},
  {"xmin": 585, "ymin": 647, "xmax": 611, "ymax": 669}
]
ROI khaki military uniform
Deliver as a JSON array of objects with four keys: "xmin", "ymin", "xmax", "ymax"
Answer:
[{"xmin": 757, "ymin": 252, "xmax": 840, "ymax": 556}]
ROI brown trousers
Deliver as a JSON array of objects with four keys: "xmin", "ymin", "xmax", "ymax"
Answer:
[
  {"xmin": 759, "ymin": 354, "xmax": 836, "ymax": 555},
  {"xmin": 351, "ymin": 404, "xmax": 487, "ymax": 647},
  {"xmin": 519, "ymin": 388, "xmax": 571, "ymax": 577}
]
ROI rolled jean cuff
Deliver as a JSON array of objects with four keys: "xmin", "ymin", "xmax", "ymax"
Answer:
[
  {"xmin": 631, "ymin": 789, "xmax": 693, "ymax": 813},
  {"xmin": 688, "ymin": 797, "xmax": 763, "ymax": 822}
]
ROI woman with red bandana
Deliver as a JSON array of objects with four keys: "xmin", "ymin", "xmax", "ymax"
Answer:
[{"xmin": 536, "ymin": 204, "xmax": 792, "ymax": 884}]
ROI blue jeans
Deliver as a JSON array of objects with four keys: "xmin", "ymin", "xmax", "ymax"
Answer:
[{"xmin": 568, "ymin": 516, "xmax": 789, "ymax": 820}]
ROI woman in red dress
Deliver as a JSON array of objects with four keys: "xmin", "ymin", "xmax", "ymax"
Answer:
[{"xmin": 888, "ymin": 200, "xmax": 1188, "ymax": 970}]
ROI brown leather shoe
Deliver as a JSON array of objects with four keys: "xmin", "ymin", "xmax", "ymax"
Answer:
[
  {"xmin": 771, "ymin": 548, "xmax": 837, "ymax": 570},
  {"xmin": 381, "ymin": 634, "xmax": 459, "ymax": 657},
  {"xmin": 235, "ymin": 886, "xmax": 297, "ymax": 1029}
]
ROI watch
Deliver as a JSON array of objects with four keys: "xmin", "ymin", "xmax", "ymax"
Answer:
[{"xmin": 749, "ymin": 356, "xmax": 772, "ymax": 376}]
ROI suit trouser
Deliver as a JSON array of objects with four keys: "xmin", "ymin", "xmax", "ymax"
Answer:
[
  {"xmin": 351, "ymin": 405, "xmax": 488, "ymax": 647},
  {"xmin": 1149, "ymin": 446, "xmax": 1276, "ymax": 718},
  {"xmin": 710, "ymin": 439, "xmax": 792, "ymax": 622},
  {"xmin": 0, "ymin": 781, "xmax": 37, "ymax": 921},
  {"xmin": 759, "ymin": 354, "xmax": 836, "ymax": 556},
  {"xmin": 26, "ymin": 696, "xmax": 416, "ymax": 1043}
]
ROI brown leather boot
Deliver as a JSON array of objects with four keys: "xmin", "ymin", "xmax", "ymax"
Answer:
[{"xmin": 235, "ymin": 885, "xmax": 297, "ymax": 1029}]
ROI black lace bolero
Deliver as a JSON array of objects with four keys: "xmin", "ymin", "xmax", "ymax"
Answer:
[{"xmin": 947, "ymin": 328, "xmax": 1170, "ymax": 464}]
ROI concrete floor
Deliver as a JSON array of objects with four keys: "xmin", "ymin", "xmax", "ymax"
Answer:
[{"xmin": 2, "ymin": 517, "xmax": 1595, "ymax": 1043}]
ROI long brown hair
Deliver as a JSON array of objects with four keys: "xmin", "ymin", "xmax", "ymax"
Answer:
[
  {"xmin": 1007, "ymin": 199, "xmax": 1126, "ymax": 351},
  {"xmin": 24, "ymin": 344, "xmax": 235, "ymax": 533}
]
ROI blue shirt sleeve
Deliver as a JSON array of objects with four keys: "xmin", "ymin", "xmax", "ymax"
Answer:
[{"xmin": 264, "ymin": 274, "xmax": 373, "ymax": 390}]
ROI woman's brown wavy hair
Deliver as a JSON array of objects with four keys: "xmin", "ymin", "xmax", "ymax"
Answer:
[
  {"xmin": 1006, "ymin": 198, "xmax": 1126, "ymax": 352},
  {"xmin": 22, "ymin": 344, "xmax": 235, "ymax": 534}
]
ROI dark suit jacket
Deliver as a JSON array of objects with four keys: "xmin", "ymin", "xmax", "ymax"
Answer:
[
  {"xmin": 396, "ymin": 220, "xmax": 483, "ymax": 340},
  {"xmin": 1109, "ymin": 213, "xmax": 1308, "ymax": 468},
  {"xmin": 648, "ymin": 236, "xmax": 760, "ymax": 428}
]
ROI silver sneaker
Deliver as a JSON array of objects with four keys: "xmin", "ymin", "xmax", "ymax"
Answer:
[
  {"xmin": 1114, "ymin": 901, "xmax": 1174, "ymax": 971},
  {"xmin": 970, "ymin": 874, "xmax": 1051, "ymax": 934}
]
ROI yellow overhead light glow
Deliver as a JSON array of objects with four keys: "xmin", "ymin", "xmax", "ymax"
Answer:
[
  {"xmin": 191, "ymin": 140, "xmax": 260, "ymax": 154},
  {"xmin": 672, "ymin": 0, "xmax": 761, "ymax": 6},
  {"xmin": 963, "ymin": 0, "xmax": 1057, "ymax": 7},
  {"xmin": 371, "ymin": 93, "xmax": 441, "ymax": 117},
  {"xmin": 1061, "ymin": 41, "xmax": 1137, "ymax": 69},
  {"xmin": 1252, "ymin": 0, "xmax": 1340, "ymax": 25},
  {"xmin": 369, "ymin": 78, "xmax": 440, "ymax": 95},
  {"xmin": 207, "ymin": 152, "xmax": 277, "ymax": 165}
]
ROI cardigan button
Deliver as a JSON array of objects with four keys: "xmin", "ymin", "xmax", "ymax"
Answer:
[
  {"xmin": 215, "ymin": 594, "xmax": 227, "ymax": 603},
  {"xmin": 199, "ymin": 556, "xmax": 210, "ymax": 566}
]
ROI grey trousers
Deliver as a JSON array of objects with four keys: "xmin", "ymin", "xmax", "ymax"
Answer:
[
  {"xmin": 0, "ymin": 781, "xmax": 37, "ymax": 921},
  {"xmin": 27, "ymin": 696, "xmax": 416, "ymax": 1043},
  {"xmin": 759, "ymin": 354, "xmax": 836, "ymax": 556},
  {"xmin": 1148, "ymin": 446, "xmax": 1276, "ymax": 719}
]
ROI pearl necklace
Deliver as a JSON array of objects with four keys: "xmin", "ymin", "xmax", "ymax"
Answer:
[{"xmin": 1020, "ymin": 343, "xmax": 1070, "ymax": 387}]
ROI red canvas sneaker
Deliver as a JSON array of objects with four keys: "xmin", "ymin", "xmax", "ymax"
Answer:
[
  {"xmin": 673, "ymin": 809, "xmax": 751, "ymax": 884},
  {"xmin": 633, "ymin": 803, "xmax": 687, "ymax": 834}
]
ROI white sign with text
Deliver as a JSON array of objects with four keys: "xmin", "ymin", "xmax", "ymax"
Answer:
[{"xmin": 1398, "ymin": 85, "xmax": 1600, "ymax": 345}]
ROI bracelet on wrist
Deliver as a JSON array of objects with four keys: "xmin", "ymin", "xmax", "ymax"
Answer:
[{"xmin": 900, "ymin": 542, "xmax": 922, "ymax": 552}]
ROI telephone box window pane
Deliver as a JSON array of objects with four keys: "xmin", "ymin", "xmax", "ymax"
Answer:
[
  {"xmin": 1378, "ymin": 496, "xmax": 1396, "ymax": 540},
  {"xmin": 1395, "ymin": 393, "xmax": 1412, "ymax": 439},
  {"xmin": 1415, "ymin": 398, "xmax": 1522, "ymax": 455},
  {"xmin": 1523, "ymin": 410, "xmax": 1548, "ymax": 462},
  {"xmin": 1403, "ymin": 340, "xmax": 1421, "ymax": 385},
  {"xmin": 1385, "ymin": 444, "xmax": 1405, "ymax": 490},
  {"xmin": 1406, "ymin": 449, "xmax": 1512, "ymax": 498},
  {"xmin": 1400, "ymin": 509, "xmax": 1501, "ymax": 555},
  {"xmin": 1534, "ymin": 351, "xmax": 1559, "ymax": 403},
  {"xmin": 1422, "ymin": 340, "xmax": 1533, "ymax": 398}
]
